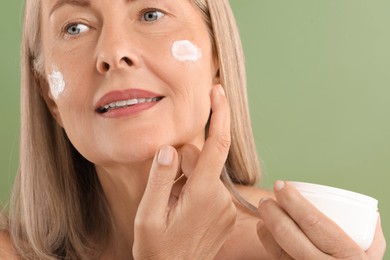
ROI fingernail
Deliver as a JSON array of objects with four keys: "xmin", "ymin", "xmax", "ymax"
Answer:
[
  {"xmin": 158, "ymin": 146, "xmax": 175, "ymax": 166},
  {"xmin": 274, "ymin": 180, "xmax": 285, "ymax": 192},
  {"xmin": 217, "ymin": 84, "xmax": 226, "ymax": 96}
]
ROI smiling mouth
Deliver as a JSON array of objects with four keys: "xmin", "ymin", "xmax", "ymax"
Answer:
[{"xmin": 96, "ymin": 97, "xmax": 164, "ymax": 114}]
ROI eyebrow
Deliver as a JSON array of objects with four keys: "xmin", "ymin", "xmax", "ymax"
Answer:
[{"xmin": 50, "ymin": 0, "xmax": 91, "ymax": 16}]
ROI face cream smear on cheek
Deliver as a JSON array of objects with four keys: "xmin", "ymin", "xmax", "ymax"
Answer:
[
  {"xmin": 171, "ymin": 40, "xmax": 202, "ymax": 62},
  {"xmin": 48, "ymin": 69, "xmax": 66, "ymax": 100}
]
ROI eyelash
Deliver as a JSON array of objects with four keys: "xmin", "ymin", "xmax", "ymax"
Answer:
[
  {"xmin": 139, "ymin": 7, "xmax": 166, "ymax": 22},
  {"xmin": 61, "ymin": 22, "xmax": 90, "ymax": 39},
  {"xmin": 60, "ymin": 7, "xmax": 167, "ymax": 38}
]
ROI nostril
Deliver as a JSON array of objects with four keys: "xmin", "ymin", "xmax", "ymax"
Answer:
[
  {"xmin": 122, "ymin": 57, "xmax": 133, "ymax": 66},
  {"xmin": 97, "ymin": 55, "xmax": 134, "ymax": 74},
  {"xmin": 103, "ymin": 62, "xmax": 110, "ymax": 71}
]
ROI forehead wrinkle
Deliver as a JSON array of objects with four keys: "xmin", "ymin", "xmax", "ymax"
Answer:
[
  {"xmin": 50, "ymin": 0, "xmax": 91, "ymax": 16},
  {"xmin": 49, "ymin": 0, "xmax": 153, "ymax": 15}
]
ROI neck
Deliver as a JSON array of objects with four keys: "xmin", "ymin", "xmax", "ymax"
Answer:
[
  {"xmin": 96, "ymin": 159, "xmax": 153, "ymax": 258},
  {"xmin": 95, "ymin": 135, "xmax": 206, "ymax": 258}
]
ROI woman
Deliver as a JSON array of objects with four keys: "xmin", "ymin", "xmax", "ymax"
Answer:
[{"xmin": 0, "ymin": 0, "xmax": 386, "ymax": 259}]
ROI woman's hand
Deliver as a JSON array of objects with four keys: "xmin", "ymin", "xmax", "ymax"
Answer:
[
  {"xmin": 257, "ymin": 181, "xmax": 386, "ymax": 260},
  {"xmin": 133, "ymin": 85, "xmax": 236, "ymax": 259}
]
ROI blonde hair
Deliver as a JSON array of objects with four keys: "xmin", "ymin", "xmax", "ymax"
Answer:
[{"xmin": 3, "ymin": 0, "xmax": 262, "ymax": 258}]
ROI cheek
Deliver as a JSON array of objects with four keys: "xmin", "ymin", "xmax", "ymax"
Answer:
[
  {"xmin": 171, "ymin": 40, "xmax": 213, "ymax": 107},
  {"xmin": 171, "ymin": 40, "xmax": 202, "ymax": 62},
  {"xmin": 47, "ymin": 41, "xmax": 95, "ymax": 97},
  {"xmin": 48, "ymin": 64, "xmax": 94, "ymax": 135},
  {"xmin": 166, "ymin": 39, "xmax": 213, "ymax": 88},
  {"xmin": 48, "ymin": 68, "xmax": 86, "ymax": 110},
  {"xmin": 48, "ymin": 68, "xmax": 66, "ymax": 100},
  {"xmin": 53, "ymin": 57, "xmax": 94, "ymax": 103},
  {"xmin": 163, "ymin": 39, "xmax": 214, "ymax": 114}
]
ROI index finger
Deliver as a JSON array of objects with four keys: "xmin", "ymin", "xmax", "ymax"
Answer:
[
  {"xmin": 136, "ymin": 146, "xmax": 179, "ymax": 221},
  {"xmin": 193, "ymin": 84, "xmax": 230, "ymax": 181}
]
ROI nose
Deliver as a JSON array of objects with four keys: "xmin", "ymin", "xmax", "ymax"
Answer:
[{"xmin": 96, "ymin": 26, "xmax": 141, "ymax": 74}]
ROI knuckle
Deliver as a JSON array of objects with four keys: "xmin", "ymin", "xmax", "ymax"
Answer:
[
  {"xmin": 220, "ymin": 189, "xmax": 235, "ymax": 209},
  {"xmin": 134, "ymin": 216, "xmax": 148, "ymax": 230},
  {"xmin": 301, "ymin": 212, "xmax": 322, "ymax": 228},
  {"xmin": 134, "ymin": 215, "xmax": 161, "ymax": 232},
  {"xmin": 187, "ymin": 181, "xmax": 211, "ymax": 200},
  {"xmin": 223, "ymin": 204, "xmax": 237, "ymax": 232},
  {"xmin": 148, "ymin": 174, "xmax": 173, "ymax": 190},
  {"xmin": 214, "ymin": 190, "xmax": 232, "ymax": 211},
  {"xmin": 272, "ymin": 220, "xmax": 293, "ymax": 239},
  {"xmin": 215, "ymin": 134, "xmax": 231, "ymax": 153}
]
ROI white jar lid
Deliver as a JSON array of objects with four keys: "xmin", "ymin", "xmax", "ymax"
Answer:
[{"xmin": 289, "ymin": 181, "xmax": 378, "ymax": 209}]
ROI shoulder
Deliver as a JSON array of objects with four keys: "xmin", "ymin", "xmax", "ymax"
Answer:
[
  {"xmin": 216, "ymin": 184, "xmax": 274, "ymax": 259},
  {"xmin": 0, "ymin": 231, "xmax": 18, "ymax": 260}
]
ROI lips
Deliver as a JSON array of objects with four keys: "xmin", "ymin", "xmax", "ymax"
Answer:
[{"xmin": 95, "ymin": 89, "xmax": 164, "ymax": 114}]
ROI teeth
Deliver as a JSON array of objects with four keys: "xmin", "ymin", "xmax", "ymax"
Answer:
[
  {"xmin": 116, "ymin": 100, "xmax": 127, "ymax": 107},
  {"xmin": 98, "ymin": 97, "xmax": 162, "ymax": 113},
  {"xmin": 126, "ymin": 99, "xmax": 138, "ymax": 106}
]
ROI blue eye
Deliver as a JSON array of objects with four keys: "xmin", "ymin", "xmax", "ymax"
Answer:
[
  {"xmin": 142, "ymin": 10, "xmax": 165, "ymax": 22},
  {"xmin": 66, "ymin": 23, "xmax": 89, "ymax": 35}
]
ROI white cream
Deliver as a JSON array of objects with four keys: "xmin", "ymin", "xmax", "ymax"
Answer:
[
  {"xmin": 171, "ymin": 40, "xmax": 202, "ymax": 62},
  {"xmin": 48, "ymin": 69, "xmax": 65, "ymax": 100}
]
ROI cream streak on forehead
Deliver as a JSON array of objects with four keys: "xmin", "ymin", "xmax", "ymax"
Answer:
[
  {"xmin": 48, "ymin": 69, "xmax": 65, "ymax": 100},
  {"xmin": 171, "ymin": 40, "xmax": 202, "ymax": 62}
]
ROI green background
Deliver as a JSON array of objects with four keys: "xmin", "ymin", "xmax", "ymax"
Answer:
[{"xmin": 1, "ymin": 0, "xmax": 388, "ymax": 256}]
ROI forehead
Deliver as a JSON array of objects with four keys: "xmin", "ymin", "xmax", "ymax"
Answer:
[
  {"xmin": 45, "ymin": 0, "xmax": 195, "ymax": 11},
  {"xmin": 43, "ymin": 0, "xmax": 201, "ymax": 20},
  {"xmin": 46, "ymin": 0, "xmax": 89, "ymax": 12}
]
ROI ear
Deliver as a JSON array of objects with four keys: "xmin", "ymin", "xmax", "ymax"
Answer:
[{"xmin": 38, "ymin": 76, "xmax": 65, "ymax": 128}]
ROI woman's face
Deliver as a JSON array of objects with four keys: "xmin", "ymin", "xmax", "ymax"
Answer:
[{"xmin": 40, "ymin": 0, "xmax": 218, "ymax": 166}]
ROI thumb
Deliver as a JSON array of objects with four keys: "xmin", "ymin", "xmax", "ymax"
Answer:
[{"xmin": 137, "ymin": 145, "xmax": 179, "ymax": 220}]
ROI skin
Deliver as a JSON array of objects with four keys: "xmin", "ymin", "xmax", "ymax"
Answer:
[
  {"xmin": 0, "ymin": 232, "xmax": 18, "ymax": 260},
  {"xmin": 41, "ymin": 0, "xmax": 220, "ymax": 256},
  {"xmin": 0, "ymin": 0, "xmax": 386, "ymax": 259},
  {"xmin": 257, "ymin": 181, "xmax": 386, "ymax": 260}
]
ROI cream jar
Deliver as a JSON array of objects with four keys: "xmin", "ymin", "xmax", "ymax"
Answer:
[{"xmin": 290, "ymin": 181, "xmax": 378, "ymax": 250}]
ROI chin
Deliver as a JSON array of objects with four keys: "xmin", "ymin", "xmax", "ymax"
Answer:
[{"xmin": 112, "ymin": 141, "xmax": 164, "ymax": 164}]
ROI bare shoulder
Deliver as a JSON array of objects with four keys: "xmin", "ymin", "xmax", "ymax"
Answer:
[
  {"xmin": 216, "ymin": 184, "xmax": 274, "ymax": 259},
  {"xmin": 0, "ymin": 231, "xmax": 18, "ymax": 260}
]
